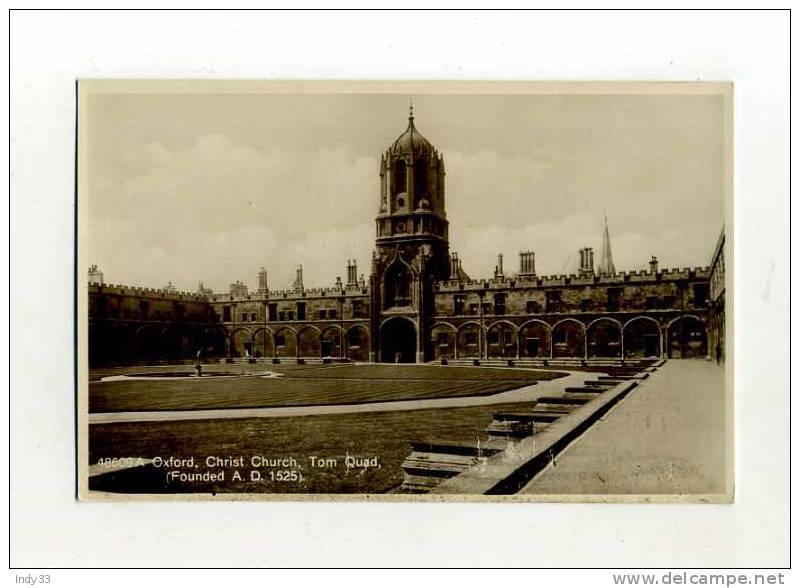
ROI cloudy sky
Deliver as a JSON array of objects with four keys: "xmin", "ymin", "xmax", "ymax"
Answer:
[{"xmin": 86, "ymin": 88, "xmax": 725, "ymax": 293}]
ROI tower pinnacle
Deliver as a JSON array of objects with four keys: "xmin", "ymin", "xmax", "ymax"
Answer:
[{"xmin": 598, "ymin": 213, "xmax": 616, "ymax": 276}]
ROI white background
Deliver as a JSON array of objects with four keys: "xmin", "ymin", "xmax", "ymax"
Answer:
[{"xmin": 7, "ymin": 8, "xmax": 792, "ymax": 573}]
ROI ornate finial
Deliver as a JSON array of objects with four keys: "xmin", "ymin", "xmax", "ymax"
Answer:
[{"xmin": 409, "ymin": 98, "xmax": 414, "ymax": 122}]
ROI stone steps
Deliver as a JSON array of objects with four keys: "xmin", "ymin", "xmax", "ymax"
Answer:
[
  {"xmin": 398, "ymin": 360, "xmax": 666, "ymax": 494},
  {"xmin": 565, "ymin": 385, "xmax": 609, "ymax": 393},
  {"xmin": 399, "ymin": 440, "xmax": 506, "ymax": 493},
  {"xmin": 585, "ymin": 379, "xmax": 625, "ymax": 386}
]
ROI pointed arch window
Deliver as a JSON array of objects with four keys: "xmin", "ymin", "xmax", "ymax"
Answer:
[
  {"xmin": 394, "ymin": 159, "xmax": 407, "ymax": 197},
  {"xmin": 385, "ymin": 262, "xmax": 412, "ymax": 308}
]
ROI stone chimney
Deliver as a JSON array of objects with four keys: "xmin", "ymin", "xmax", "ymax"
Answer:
[
  {"xmin": 346, "ymin": 260, "xmax": 358, "ymax": 287},
  {"xmin": 519, "ymin": 251, "xmax": 536, "ymax": 278},
  {"xmin": 649, "ymin": 255, "xmax": 658, "ymax": 274},
  {"xmin": 494, "ymin": 254, "xmax": 505, "ymax": 280},
  {"xmin": 450, "ymin": 252, "xmax": 460, "ymax": 280},
  {"xmin": 579, "ymin": 247, "xmax": 595, "ymax": 277},
  {"xmin": 257, "ymin": 267, "xmax": 269, "ymax": 295}
]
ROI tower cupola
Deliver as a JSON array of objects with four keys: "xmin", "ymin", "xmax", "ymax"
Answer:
[{"xmin": 378, "ymin": 103, "xmax": 447, "ymax": 221}]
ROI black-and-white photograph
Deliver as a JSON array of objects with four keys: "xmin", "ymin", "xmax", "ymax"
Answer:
[{"xmin": 78, "ymin": 82, "xmax": 732, "ymax": 500}]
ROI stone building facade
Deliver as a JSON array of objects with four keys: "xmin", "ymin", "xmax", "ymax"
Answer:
[
  {"xmin": 707, "ymin": 229, "xmax": 726, "ymax": 364},
  {"xmin": 88, "ymin": 110, "xmax": 718, "ymax": 366}
]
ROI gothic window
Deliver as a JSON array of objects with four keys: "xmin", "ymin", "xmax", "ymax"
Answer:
[
  {"xmin": 453, "ymin": 295, "xmax": 466, "ymax": 315},
  {"xmin": 580, "ymin": 299, "xmax": 591, "ymax": 312},
  {"xmin": 319, "ymin": 310, "xmax": 327, "ymax": 320},
  {"xmin": 606, "ymin": 288, "xmax": 622, "ymax": 312},
  {"xmin": 268, "ymin": 303, "xmax": 277, "ymax": 322},
  {"xmin": 329, "ymin": 309, "xmax": 337, "ymax": 319},
  {"xmin": 526, "ymin": 300, "xmax": 540, "ymax": 314},
  {"xmin": 545, "ymin": 291, "xmax": 561, "ymax": 313},
  {"xmin": 385, "ymin": 262, "xmax": 412, "ymax": 308},
  {"xmin": 287, "ymin": 311, "xmax": 295, "ymax": 321},
  {"xmin": 493, "ymin": 293, "xmax": 506, "ymax": 315},
  {"xmin": 693, "ymin": 284, "xmax": 709, "ymax": 308},
  {"xmin": 275, "ymin": 334, "xmax": 286, "ymax": 347},
  {"xmin": 394, "ymin": 160, "xmax": 406, "ymax": 195},
  {"xmin": 414, "ymin": 164, "xmax": 427, "ymax": 198},
  {"xmin": 241, "ymin": 313, "xmax": 248, "ymax": 322},
  {"xmin": 251, "ymin": 313, "xmax": 257, "ymax": 322},
  {"xmin": 297, "ymin": 302, "xmax": 306, "ymax": 321},
  {"xmin": 352, "ymin": 300, "xmax": 363, "ymax": 318}
]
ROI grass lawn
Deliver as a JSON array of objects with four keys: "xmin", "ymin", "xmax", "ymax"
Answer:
[
  {"xmin": 89, "ymin": 364, "xmax": 565, "ymax": 412},
  {"xmin": 88, "ymin": 401, "xmax": 533, "ymax": 495}
]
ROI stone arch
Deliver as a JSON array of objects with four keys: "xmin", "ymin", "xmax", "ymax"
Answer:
[
  {"xmin": 551, "ymin": 318, "xmax": 586, "ymax": 358},
  {"xmin": 623, "ymin": 316, "xmax": 662, "ymax": 358},
  {"xmin": 380, "ymin": 316, "xmax": 417, "ymax": 363},
  {"xmin": 321, "ymin": 326, "xmax": 344, "ymax": 359},
  {"xmin": 229, "ymin": 327, "xmax": 253, "ymax": 359},
  {"xmin": 667, "ymin": 315, "xmax": 708, "ymax": 359},
  {"xmin": 251, "ymin": 327, "xmax": 274, "ymax": 358},
  {"xmin": 345, "ymin": 324, "xmax": 369, "ymax": 362},
  {"xmin": 134, "ymin": 325, "xmax": 160, "ymax": 363},
  {"xmin": 456, "ymin": 321, "xmax": 482, "ymax": 359},
  {"xmin": 519, "ymin": 319, "xmax": 552, "ymax": 358},
  {"xmin": 486, "ymin": 320, "xmax": 518, "ymax": 358},
  {"xmin": 297, "ymin": 325, "xmax": 322, "ymax": 358},
  {"xmin": 202, "ymin": 327, "xmax": 227, "ymax": 360},
  {"xmin": 430, "ymin": 321, "xmax": 457, "ymax": 361},
  {"xmin": 159, "ymin": 326, "xmax": 187, "ymax": 361},
  {"xmin": 273, "ymin": 326, "xmax": 298, "ymax": 358},
  {"xmin": 586, "ymin": 318, "xmax": 623, "ymax": 358},
  {"xmin": 88, "ymin": 322, "xmax": 112, "ymax": 365},
  {"xmin": 113, "ymin": 323, "xmax": 138, "ymax": 364},
  {"xmin": 95, "ymin": 322, "xmax": 128, "ymax": 365}
]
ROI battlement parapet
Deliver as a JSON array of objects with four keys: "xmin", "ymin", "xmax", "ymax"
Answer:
[
  {"xmin": 432, "ymin": 265, "xmax": 712, "ymax": 293},
  {"xmin": 88, "ymin": 282, "xmax": 210, "ymax": 302}
]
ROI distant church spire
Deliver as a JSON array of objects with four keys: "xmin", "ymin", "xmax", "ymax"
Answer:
[{"xmin": 598, "ymin": 212, "xmax": 616, "ymax": 276}]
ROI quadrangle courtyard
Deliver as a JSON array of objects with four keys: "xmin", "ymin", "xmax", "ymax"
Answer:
[{"xmin": 87, "ymin": 363, "xmax": 569, "ymax": 494}]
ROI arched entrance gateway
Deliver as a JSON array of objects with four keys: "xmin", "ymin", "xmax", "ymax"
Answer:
[{"xmin": 380, "ymin": 317, "xmax": 417, "ymax": 363}]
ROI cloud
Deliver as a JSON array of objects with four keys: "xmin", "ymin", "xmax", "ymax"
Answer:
[
  {"xmin": 87, "ymin": 94, "xmax": 724, "ymax": 292},
  {"xmin": 89, "ymin": 134, "xmax": 376, "ymax": 291}
]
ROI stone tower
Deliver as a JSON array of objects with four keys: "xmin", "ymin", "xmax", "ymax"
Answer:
[{"xmin": 370, "ymin": 104, "xmax": 450, "ymax": 363}]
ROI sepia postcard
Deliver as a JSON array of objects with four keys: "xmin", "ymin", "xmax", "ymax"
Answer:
[{"xmin": 77, "ymin": 81, "xmax": 733, "ymax": 502}]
